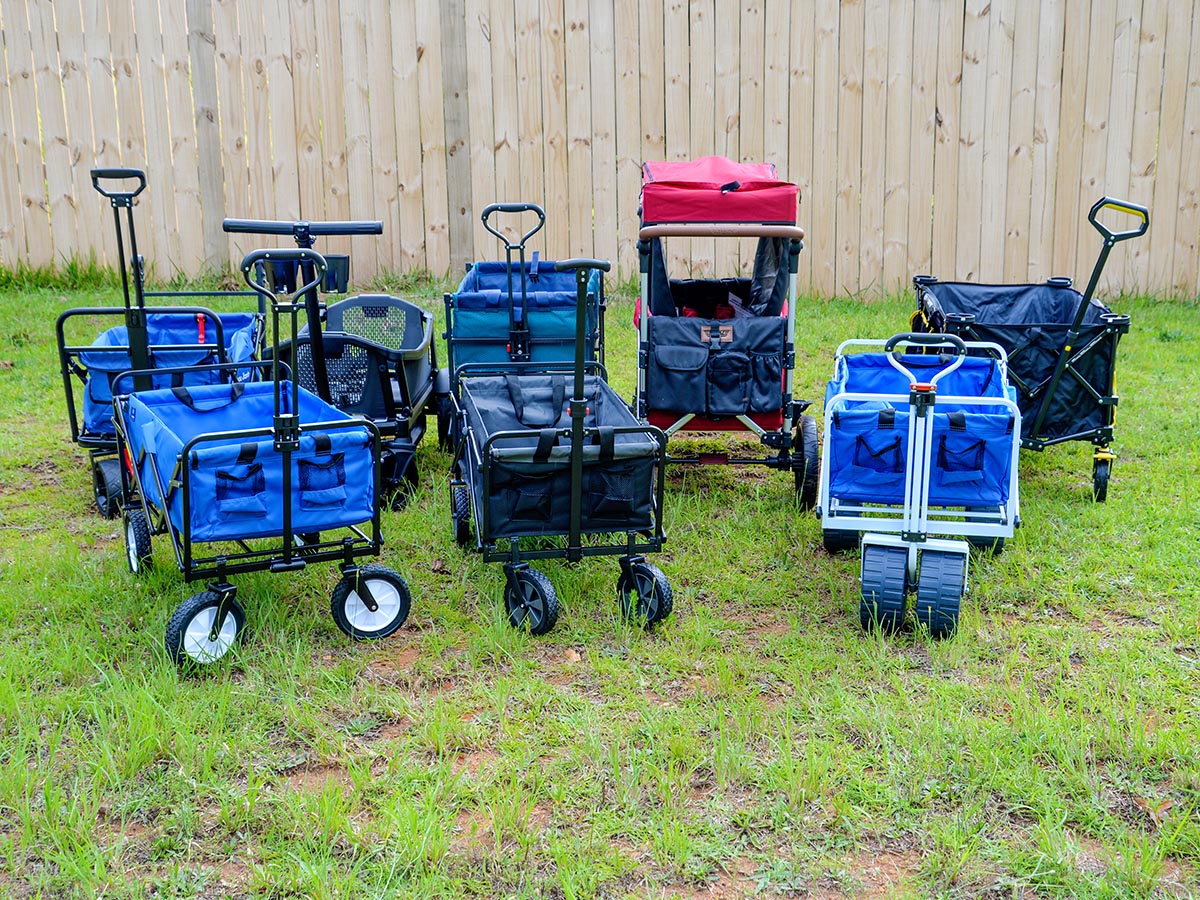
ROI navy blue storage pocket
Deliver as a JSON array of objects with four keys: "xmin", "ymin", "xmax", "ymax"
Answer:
[
  {"xmin": 936, "ymin": 435, "xmax": 985, "ymax": 485},
  {"xmin": 502, "ymin": 471, "xmax": 554, "ymax": 521},
  {"xmin": 648, "ymin": 344, "xmax": 709, "ymax": 412},
  {"xmin": 299, "ymin": 453, "xmax": 347, "ymax": 508},
  {"xmin": 586, "ymin": 466, "xmax": 636, "ymax": 521},
  {"xmin": 217, "ymin": 464, "xmax": 267, "ymax": 518},
  {"xmin": 707, "ymin": 351, "xmax": 750, "ymax": 415}
]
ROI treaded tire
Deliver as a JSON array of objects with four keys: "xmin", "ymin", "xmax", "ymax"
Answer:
[
  {"xmin": 124, "ymin": 509, "xmax": 152, "ymax": 575},
  {"xmin": 823, "ymin": 529, "xmax": 860, "ymax": 554},
  {"xmin": 94, "ymin": 457, "xmax": 122, "ymax": 519},
  {"xmin": 793, "ymin": 415, "xmax": 820, "ymax": 511},
  {"xmin": 504, "ymin": 568, "xmax": 559, "ymax": 636},
  {"xmin": 1092, "ymin": 458, "xmax": 1111, "ymax": 503},
  {"xmin": 436, "ymin": 396, "xmax": 455, "ymax": 451},
  {"xmin": 859, "ymin": 544, "xmax": 907, "ymax": 634},
  {"xmin": 914, "ymin": 550, "xmax": 964, "ymax": 639},
  {"xmin": 330, "ymin": 564, "xmax": 411, "ymax": 640},
  {"xmin": 452, "ymin": 486, "xmax": 471, "ymax": 546},
  {"xmin": 165, "ymin": 591, "xmax": 246, "ymax": 667},
  {"xmin": 618, "ymin": 561, "xmax": 674, "ymax": 627}
]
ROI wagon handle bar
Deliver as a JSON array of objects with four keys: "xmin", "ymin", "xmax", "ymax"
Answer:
[
  {"xmin": 223, "ymin": 218, "xmax": 383, "ymax": 238},
  {"xmin": 1088, "ymin": 197, "xmax": 1149, "ymax": 244},
  {"xmin": 90, "ymin": 168, "xmax": 147, "ymax": 201},
  {"xmin": 481, "ymin": 203, "xmax": 546, "ymax": 250},
  {"xmin": 883, "ymin": 332, "xmax": 967, "ymax": 355},
  {"xmin": 554, "ymin": 258, "xmax": 612, "ymax": 273},
  {"xmin": 239, "ymin": 248, "xmax": 327, "ymax": 301}
]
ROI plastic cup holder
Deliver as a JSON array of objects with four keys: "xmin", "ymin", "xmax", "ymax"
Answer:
[
  {"xmin": 267, "ymin": 259, "xmax": 298, "ymax": 294},
  {"xmin": 323, "ymin": 254, "xmax": 350, "ymax": 293}
]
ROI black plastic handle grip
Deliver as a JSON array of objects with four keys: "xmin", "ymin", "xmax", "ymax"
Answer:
[
  {"xmin": 481, "ymin": 202, "xmax": 546, "ymax": 249},
  {"xmin": 1088, "ymin": 197, "xmax": 1149, "ymax": 243},
  {"xmin": 884, "ymin": 332, "xmax": 967, "ymax": 354},
  {"xmin": 90, "ymin": 168, "xmax": 147, "ymax": 199},
  {"xmin": 240, "ymin": 248, "xmax": 327, "ymax": 298},
  {"xmin": 554, "ymin": 258, "xmax": 612, "ymax": 273},
  {"xmin": 222, "ymin": 218, "xmax": 383, "ymax": 236}
]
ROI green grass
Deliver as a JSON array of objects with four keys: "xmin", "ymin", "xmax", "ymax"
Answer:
[{"xmin": 0, "ymin": 275, "xmax": 1197, "ymax": 899}]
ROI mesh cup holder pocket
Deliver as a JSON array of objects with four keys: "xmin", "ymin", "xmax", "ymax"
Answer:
[
  {"xmin": 299, "ymin": 453, "xmax": 348, "ymax": 508},
  {"xmin": 851, "ymin": 434, "xmax": 904, "ymax": 484},
  {"xmin": 498, "ymin": 469, "xmax": 554, "ymax": 522},
  {"xmin": 586, "ymin": 467, "xmax": 636, "ymax": 521},
  {"xmin": 936, "ymin": 435, "xmax": 985, "ymax": 485},
  {"xmin": 749, "ymin": 351, "xmax": 783, "ymax": 412},
  {"xmin": 707, "ymin": 351, "xmax": 750, "ymax": 415},
  {"xmin": 217, "ymin": 463, "xmax": 267, "ymax": 518}
]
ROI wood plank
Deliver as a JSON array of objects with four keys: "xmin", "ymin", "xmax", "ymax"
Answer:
[
  {"xmin": 810, "ymin": 0, "xmax": 838, "ymax": 295},
  {"xmin": 2, "ymin": 0, "xmax": 52, "ymax": 266},
  {"xmin": 212, "ymin": 0, "xmax": 250, "ymax": 267},
  {"xmin": 315, "ymin": 0, "xmax": 352, "ymax": 261},
  {"xmin": 1001, "ymin": 0, "xmax": 1040, "ymax": 282},
  {"xmin": 341, "ymin": 0, "xmax": 377, "ymax": 277},
  {"xmin": 133, "ymin": 0, "xmax": 182, "ymax": 277},
  {"xmin": 664, "ymin": 0, "xmax": 690, "ymax": 271},
  {"xmin": 690, "ymin": 0, "xmax": 717, "ymax": 277},
  {"xmin": 1147, "ymin": 1, "xmax": 1191, "ymax": 290},
  {"xmin": 242, "ymin": 2, "xmax": 273, "ymax": 228},
  {"xmin": 264, "ymin": 0, "xmax": 299, "ymax": 222},
  {"xmin": 56, "ymin": 0, "xmax": 105, "ymax": 263},
  {"xmin": 859, "ymin": 0, "xmax": 887, "ymax": 295},
  {"xmin": 159, "ymin": 0, "xmax": 204, "ymax": 274},
  {"xmin": 930, "ymin": 0, "xmax": 963, "ymax": 277},
  {"xmin": 289, "ymin": 0, "xmax": 325, "ymax": 227},
  {"xmin": 465, "ymin": 0, "xmax": 497, "ymax": 260},
  {"xmin": 738, "ymin": 0, "xmax": 765, "ymax": 272},
  {"xmin": 978, "ymin": 0, "xmax": 1013, "ymax": 283},
  {"xmin": 442, "ymin": 0, "xmax": 475, "ymax": 271},
  {"xmin": 881, "ymin": 0, "xmax": 913, "ymax": 293},
  {"xmin": 613, "ymin": 0, "xmax": 641, "ymax": 274},
  {"xmin": 415, "ymin": 0, "xmax": 451, "ymax": 273},
  {"xmin": 0, "ymin": 0, "xmax": 25, "ymax": 265},
  {"xmin": 564, "ymin": 0, "xmax": 593, "ymax": 256},
  {"xmin": 787, "ymin": 0, "xmax": 814, "ymax": 290},
  {"xmin": 30, "ymin": 0, "xmax": 76, "ymax": 264},
  {"xmin": 186, "ymin": 0, "xmax": 228, "ymax": 270},
  {"xmin": 1174, "ymin": 3, "xmax": 1200, "ymax": 296},
  {"xmin": 82, "ymin": 0, "xmax": 122, "ymax": 263},
  {"xmin": 539, "ymin": 0, "xmax": 569, "ymax": 259},
  {"xmin": 1100, "ymin": 0, "xmax": 1140, "ymax": 290},
  {"xmin": 1027, "ymin": 0, "xmax": 1064, "ymax": 278},
  {"xmin": 1126, "ymin": 0, "xmax": 1166, "ymax": 292},
  {"xmin": 713, "ymin": 0, "xmax": 740, "ymax": 274},
  {"xmin": 490, "ymin": 0, "xmax": 521, "ymax": 207},
  {"xmin": 391, "ymin": 2, "xmax": 426, "ymax": 269},
  {"xmin": 589, "ymin": 0, "xmax": 618, "ymax": 268},
  {"xmin": 515, "ymin": 0, "xmax": 546, "ymax": 257},
  {"xmin": 1075, "ymin": 0, "xmax": 1117, "ymax": 283},
  {"xmin": 1051, "ymin": 0, "xmax": 1089, "ymax": 275},
  {"xmin": 366, "ymin": 0, "xmax": 400, "ymax": 269},
  {"xmin": 954, "ymin": 0, "xmax": 988, "ymax": 281},
  {"xmin": 906, "ymin": 0, "xmax": 937, "ymax": 281},
  {"xmin": 835, "ymin": 0, "xmax": 864, "ymax": 294}
]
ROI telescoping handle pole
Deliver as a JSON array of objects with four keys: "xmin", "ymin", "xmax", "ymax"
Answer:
[
  {"xmin": 92, "ymin": 167, "xmax": 151, "ymax": 387},
  {"xmin": 555, "ymin": 258, "xmax": 611, "ymax": 561},
  {"xmin": 481, "ymin": 203, "xmax": 547, "ymax": 363}
]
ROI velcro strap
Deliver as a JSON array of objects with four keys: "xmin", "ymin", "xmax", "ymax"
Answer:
[
  {"xmin": 878, "ymin": 408, "xmax": 896, "ymax": 429},
  {"xmin": 534, "ymin": 428, "xmax": 558, "ymax": 461},
  {"xmin": 237, "ymin": 442, "xmax": 257, "ymax": 465},
  {"xmin": 505, "ymin": 375, "xmax": 525, "ymax": 422},
  {"xmin": 593, "ymin": 426, "xmax": 616, "ymax": 461},
  {"xmin": 948, "ymin": 411, "xmax": 966, "ymax": 431},
  {"xmin": 313, "ymin": 433, "xmax": 332, "ymax": 454}
]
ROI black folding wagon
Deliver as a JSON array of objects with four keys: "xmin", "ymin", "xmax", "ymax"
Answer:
[{"xmin": 913, "ymin": 197, "xmax": 1148, "ymax": 501}]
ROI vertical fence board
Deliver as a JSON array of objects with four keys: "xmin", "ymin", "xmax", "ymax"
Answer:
[
  {"xmin": 289, "ymin": 0, "xmax": 324, "ymax": 226},
  {"xmin": 1075, "ymin": 0, "xmax": 1116, "ymax": 282},
  {"xmin": 613, "ymin": 0, "xmax": 640, "ymax": 273},
  {"xmin": 1028, "ymin": 0, "xmax": 1064, "ymax": 279},
  {"xmin": 31, "ymin": 0, "xmax": 78, "ymax": 263},
  {"xmin": 859, "ymin": 0, "xmax": 886, "ymax": 295},
  {"xmin": 689, "ymin": 0, "xmax": 716, "ymax": 277},
  {"xmin": 4, "ymin": 0, "xmax": 54, "ymax": 265},
  {"xmin": 0, "ymin": 0, "xmax": 26, "ymax": 264},
  {"xmin": 515, "ymin": 0, "xmax": 546, "ymax": 257},
  {"xmin": 57, "ymin": 0, "xmax": 105, "ymax": 263},
  {"xmin": 211, "ymin": 0, "xmax": 248, "ymax": 264},
  {"xmin": 491, "ymin": 0, "xmax": 521, "ymax": 208},
  {"xmin": 738, "ymin": 0, "xmax": 765, "ymax": 271},
  {"xmin": 391, "ymin": 3, "xmax": 425, "ymax": 269},
  {"xmin": 442, "ymin": 0, "xmax": 474, "ymax": 271},
  {"xmin": 82, "ymin": 1, "xmax": 121, "ymax": 264},
  {"xmin": 1001, "ymin": 0, "xmax": 1038, "ymax": 282},
  {"xmin": 1101, "ymin": 0, "xmax": 1141, "ymax": 289},
  {"xmin": 264, "ymin": 0, "xmax": 298, "ymax": 222},
  {"xmin": 133, "ymin": 0, "xmax": 181, "ymax": 275},
  {"xmin": 1148, "ymin": 2, "xmax": 1191, "ymax": 290},
  {"xmin": 954, "ymin": 0, "xmax": 987, "ymax": 281},
  {"xmin": 664, "ymin": 0, "xmax": 690, "ymax": 270},
  {"xmin": 564, "ymin": 0, "xmax": 593, "ymax": 256},
  {"xmin": 930, "ymin": 0, "xmax": 963, "ymax": 277},
  {"xmin": 881, "ymin": 0, "xmax": 912, "ymax": 293},
  {"xmin": 341, "ymin": 0, "xmax": 377, "ymax": 277},
  {"xmin": 1174, "ymin": 4, "xmax": 1200, "ymax": 295},
  {"xmin": 315, "ymin": 0, "xmax": 351, "ymax": 260},
  {"xmin": 187, "ymin": 0, "xmax": 226, "ymax": 269},
  {"xmin": 242, "ymin": 3, "xmax": 272, "ymax": 228},
  {"xmin": 540, "ymin": 0, "xmax": 569, "ymax": 258},
  {"xmin": 589, "ymin": 0, "xmax": 617, "ymax": 267},
  {"xmin": 466, "ymin": 0, "xmax": 497, "ymax": 259},
  {"xmin": 906, "ymin": 0, "xmax": 937, "ymax": 281},
  {"xmin": 713, "ymin": 0, "xmax": 740, "ymax": 273},
  {"xmin": 1052, "ymin": 0, "xmax": 1089, "ymax": 276},
  {"xmin": 810, "ymin": 0, "xmax": 838, "ymax": 295},
  {"xmin": 160, "ymin": 0, "xmax": 204, "ymax": 273},
  {"xmin": 366, "ymin": 0, "xmax": 401, "ymax": 267},
  {"xmin": 415, "ymin": 0, "xmax": 450, "ymax": 272},
  {"xmin": 1126, "ymin": 0, "xmax": 1166, "ymax": 292},
  {"xmin": 835, "ymin": 0, "xmax": 863, "ymax": 295},
  {"xmin": 978, "ymin": 0, "xmax": 1012, "ymax": 283}
]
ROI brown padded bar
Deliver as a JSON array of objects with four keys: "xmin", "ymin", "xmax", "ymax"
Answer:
[{"xmin": 639, "ymin": 223, "xmax": 806, "ymax": 240}]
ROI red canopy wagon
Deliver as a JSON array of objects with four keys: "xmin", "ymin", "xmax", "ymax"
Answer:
[{"xmin": 634, "ymin": 156, "xmax": 817, "ymax": 505}]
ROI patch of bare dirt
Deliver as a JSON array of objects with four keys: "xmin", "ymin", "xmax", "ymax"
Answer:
[
  {"xmin": 845, "ymin": 845, "xmax": 922, "ymax": 898},
  {"xmin": 451, "ymin": 748, "xmax": 500, "ymax": 777},
  {"xmin": 660, "ymin": 857, "xmax": 759, "ymax": 899}
]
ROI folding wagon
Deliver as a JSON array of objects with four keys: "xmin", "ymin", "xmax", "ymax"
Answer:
[
  {"xmin": 58, "ymin": 169, "xmax": 264, "ymax": 518},
  {"xmin": 449, "ymin": 257, "xmax": 672, "ymax": 635},
  {"xmin": 913, "ymin": 197, "xmax": 1148, "ymax": 501},
  {"xmin": 115, "ymin": 250, "xmax": 410, "ymax": 667},
  {"xmin": 820, "ymin": 333, "xmax": 1022, "ymax": 637},
  {"xmin": 634, "ymin": 156, "xmax": 817, "ymax": 505}
]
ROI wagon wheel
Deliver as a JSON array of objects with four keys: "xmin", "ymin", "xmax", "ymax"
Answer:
[
  {"xmin": 965, "ymin": 508, "xmax": 1005, "ymax": 555},
  {"xmin": 436, "ymin": 395, "xmax": 455, "ymax": 451},
  {"xmin": 165, "ymin": 590, "xmax": 246, "ymax": 667},
  {"xmin": 451, "ymin": 486, "xmax": 472, "ymax": 546},
  {"xmin": 93, "ymin": 457, "xmax": 122, "ymax": 520},
  {"xmin": 914, "ymin": 550, "xmax": 965, "ymax": 639},
  {"xmin": 330, "ymin": 564, "xmax": 411, "ymax": 640},
  {"xmin": 124, "ymin": 509, "xmax": 152, "ymax": 575},
  {"xmin": 859, "ymin": 544, "xmax": 907, "ymax": 634},
  {"xmin": 793, "ymin": 415, "xmax": 820, "ymax": 511},
  {"xmin": 504, "ymin": 568, "xmax": 559, "ymax": 636},
  {"xmin": 617, "ymin": 561, "xmax": 674, "ymax": 627},
  {"xmin": 822, "ymin": 529, "xmax": 860, "ymax": 555},
  {"xmin": 1092, "ymin": 456, "xmax": 1112, "ymax": 503}
]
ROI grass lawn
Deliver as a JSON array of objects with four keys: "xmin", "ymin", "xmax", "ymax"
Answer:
[{"xmin": 0, "ymin": 273, "xmax": 1197, "ymax": 899}]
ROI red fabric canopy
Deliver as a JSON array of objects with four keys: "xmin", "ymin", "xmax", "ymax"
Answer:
[{"xmin": 641, "ymin": 156, "xmax": 799, "ymax": 225}]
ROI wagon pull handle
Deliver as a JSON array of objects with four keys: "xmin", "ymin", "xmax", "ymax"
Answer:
[
  {"xmin": 481, "ymin": 202, "xmax": 546, "ymax": 250},
  {"xmin": 90, "ymin": 168, "xmax": 147, "ymax": 202},
  {"xmin": 882, "ymin": 332, "xmax": 968, "ymax": 387},
  {"xmin": 239, "ymin": 248, "xmax": 327, "ymax": 301},
  {"xmin": 1088, "ymin": 197, "xmax": 1149, "ymax": 244}
]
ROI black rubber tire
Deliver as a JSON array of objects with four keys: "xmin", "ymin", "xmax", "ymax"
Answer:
[
  {"xmin": 793, "ymin": 414, "xmax": 820, "ymax": 511},
  {"xmin": 914, "ymin": 550, "xmax": 965, "ymax": 639},
  {"xmin": 436, "ymin": 396, "xmax": 454, "ymax": 451},
  {"xmin": 859, "ymin": 544, "xmax": 907, "ymax": 634},
  {"xmin": 124, "ymin": 509, "xmax": 152, "ymax": 575},
  {"xmin": 386, "ymin": 455, "xmax": 419, "ymax": 511},
  {"xmin": 967, "ymin": 535, "xmax": 1006, "ymax": 555},
  {"xmin": 94, "ymin": 457, "xmax": 122, "ymax": 520},
  {"xmin": 617, "ymin": 561, "xmax": 674, "ymax": 627},
  {"xmin": 823, "ymin": 528, "xmax": 860, "ymax": 554},
  {"xmin": 1093, "ymin": 457, "xmax": 1111, "ymax": 503},
  {"xmin": 165, "ymin": 590, "xmax": 246, "ymax": 667},
  {"xmin": 452, "ymin": 486, "xmax": 471, "ymax": 546},
  {"xmin": 330, "ymin": 564, "xmax": 411, "ymax": 640},
  {"xmin": 504, "ymin": 568, "xmax": 559, "ymax": 636}
]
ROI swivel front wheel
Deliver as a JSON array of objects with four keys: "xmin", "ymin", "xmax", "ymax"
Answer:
[
  {"xmin": 165, "ymin": 591, "xmax": 246, "ymax": 667},
  {"xmin": 124, "ymin": 509, "xmax": 152, "ymax": 575},
  {"xmin": 504, "ymin": 568, "xmax": 559, "ymax": 636},
  {"xmin": 618, "ymin": 561, "xmax": 674, "ymax": 627},
  {"xmin": 330, "ymin": 565, "xmax": 411, "ymax": 640}
]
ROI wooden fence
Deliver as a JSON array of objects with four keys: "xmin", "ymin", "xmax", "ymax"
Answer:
[{"xmin": 1, "ymin": 0, "xmax": 1198, "ymax": 296}]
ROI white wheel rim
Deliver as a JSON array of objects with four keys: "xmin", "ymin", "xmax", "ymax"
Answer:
[
  {"xmin": 344, "ymin": 578, "xmax": 402, "ymax": 634},
  {"xmin": 182, "ymin": 606, "xmax": 238, "ymax": 663},
  {"xmin": 126, "ymin": 520, "xmax": 139, "ymax": 572}
]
